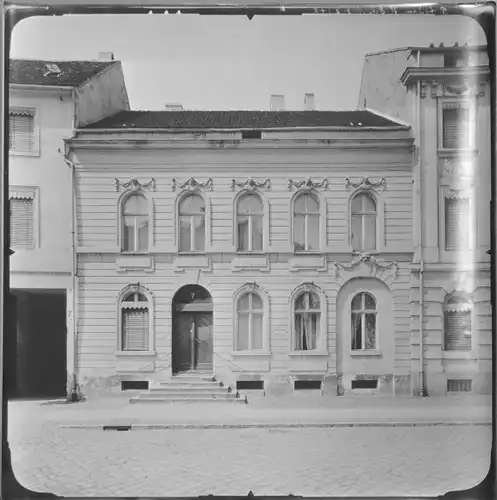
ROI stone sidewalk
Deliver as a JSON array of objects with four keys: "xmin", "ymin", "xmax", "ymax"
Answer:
[{"xmin": 9, "ymin": 393, "xmax": 492, "ymax": 429}]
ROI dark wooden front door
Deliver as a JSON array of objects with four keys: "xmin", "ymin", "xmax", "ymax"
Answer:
[{"xmin": 173, "ymin": 312, "xmax": 213, "ymax": 373}]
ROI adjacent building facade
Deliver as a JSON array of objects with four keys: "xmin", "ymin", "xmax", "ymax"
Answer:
[{"xmin": 8, "ymin": 55, "xmax": 129, "ymax": 397}]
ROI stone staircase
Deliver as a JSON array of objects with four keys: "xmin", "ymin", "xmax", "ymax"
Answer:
[{"xmin": 129, "ymin": 371, "xmax": 248, "ymax": 404}]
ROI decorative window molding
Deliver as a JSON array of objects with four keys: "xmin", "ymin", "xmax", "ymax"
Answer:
[
  {"xmin": 116, "ymin": 189, "xmax": 154, "ymax": 254},
  {"xmin": 231, "ymin": 177, "xmax": 271, "ymax": 192},
  {"xmin": 114, "ymin": 178, "xmax": 156, "ymax": 192},
  {"xmin": 232, "ymin": 282, "xmax": 270, "ymax": 353},
  {"xmin": 289, "ymin": 190, "xmax": 327, "ymax": 253},
  {"xmin": 443, "ymin": 291, "xmax": 474, "ymax": 353},
  {"xmin": 174, "ymin": 190, "xmax": 212, "ymax": 253},
  {"xmin": 9, "ymin": 106, "xmax": 40, "ymax": 156},
  {"xmin": 350, "ymin": 292, "xmax": 379, "ymax": 352},
  {"xmin": 437, "ymin": 97, "xmax": 477, "ymax": 152},
  {"xmin": 233, "ymin": 190, "xmax": 269, "ymax": 253},
  {"xmin": 172, "ymin": 177, "xmax": 213, "ymax": 192},
  {"xmin": 288, "ymin": 176, "xmax": 328, "ymax": 191},
  {"xmin": 116, "ymin": 283, "xmax": 155, "ymax": 355},
  {"xmin": 345, "ymin": 177, "xmax": 386, "ymax": 190},
  {"xmin": 347, "ymin": 188, "xmax": 385, "ymax": 252},
  {"xmin": 288, "ymin": 283, "xmax": 328, "ymax": 353},
  {"xmin": 9, "ymin": 186, "xmax": 39, "ymax": 250},
  {"xmin": 331, "ymin": 254, "xmax": 399, "ymax": 289}
]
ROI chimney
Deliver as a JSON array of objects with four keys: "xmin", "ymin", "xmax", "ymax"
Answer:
[
  {"xmin": 98, "ymin": 52, "xmax": 115, "ymax": 61},
  {"xmin": 270, "ymin": 94, "xmax": 285, "ymax": 111},
  {"xmin": 304, "ymin": 93, "xmax": 315, "ymax": 111},
  {"xmin": 165, "ymin": 103, "xmax": 184, "ymax": 111}
]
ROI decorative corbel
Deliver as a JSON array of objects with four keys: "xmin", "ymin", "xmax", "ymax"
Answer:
[
  {"xmin": 420, "ymin": 82, "xmax": 429, "ymax": 99},
  {"xmin": 172, "ymin": 177, "xmax": 213, "ymax": 192},
  {"xmin": 114, "ymin": 178, "xmax": 156, "ymax": 192},
  {"xmin": 231, "ymin": 177, "xmax": 271, "ymax": 192},
  {"xmin": 287, "ymin": 176, "xmax": 328, "ymax": 191},
  {"xmin": 431, "ymin": 82, "xmax": 440, "ymax": 99},
  {"xmin": 345, "ymin": 177, "xmax": 386, "ymax": 190}
]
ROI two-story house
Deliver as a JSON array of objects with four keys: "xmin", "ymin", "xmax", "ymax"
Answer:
[
  {"xmin": 8, "ymin": 54, "xmax": 130, "ymax": 398},
  {"xmin": 64, "ymin": 102, "xmax": 416, "ymax": 399},
  {"xmin": 358, "ymin": 44, "xmax": 492, "ymax": 396}
]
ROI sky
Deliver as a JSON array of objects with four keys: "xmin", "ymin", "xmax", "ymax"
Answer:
[{"xmin": 10, "ymin": 13, "xmax": 486, "ymax": 111}]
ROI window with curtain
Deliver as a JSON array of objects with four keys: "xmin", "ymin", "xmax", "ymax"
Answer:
[
  {"xmin": 179, "ymin": 194, "xmax": 206, "ymax": 252},
  {"xmin": 444, "ymin": 295, "xmax": 472, "ymax": 351},
  {"xmin": 236, "ymin": 292, "xmax": 264, "ymax": 351},
  {"xmin": 293, "ymin": 193, "xmax": 320, "ymax": 252},
  {"xmin": 121, "ymin": 292, "xmax": 150, "ymax": 351},
  {"xmin": 122, "ymin": 194, "xmax": 149, "ymax": 252},
  {"xmin": 10, "ymin": 196, "xmax": 35, "ymax": 249},
  {"xmin": 237, "ymin": 194, "xmax": 263, "ymax": 252},
  {"xmin": 351, "ymin": 193, "xmax": 377, "ymax": 252},
  {"xmin": 9, "ymin": 108, "xmax": 36, "ymax": 154},
  {"xmin": 351, "ymin": 292, "xmax": 377, "ymax": 351},
  {"xmin": 442, "ymin": 105, "xmax": 470, "ymax": 149},
  {"xmin": 445, "ymin": 197, "xmax": 470, "ymax": 251},
  {"xmin": 294, "ymin": 291, "xmax": 320, "ymax": 350}
]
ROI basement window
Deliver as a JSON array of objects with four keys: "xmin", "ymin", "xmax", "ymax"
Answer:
[
  {"xmin": 242, "ymin": 130, "xmax": 262, "ymax": 139},
  {"xmin": 294, "ymin": 380, "xmax": 322, "ymax": 390},
  {"xmin": 351, "ymin": 379, "xmax": 378, "ymax": 390},
  {"xmin": 236, "ymin": 380, "xmax": 264, "ymax": 391},
  {"xmin": 447, "ymin": 379, "xmax": 472, "ymax": 392},
  {"xmin": 121, "ymin": 380, "xmax": 149, "ymax": 391}
]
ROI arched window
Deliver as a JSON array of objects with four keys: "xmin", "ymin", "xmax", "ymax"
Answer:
[
  {"xmin": 294, "ymin": 290, "xmax": 320, "ymax": 350},
  {"xmin": 351, "ymin": 193, "xmax": 377, "ymax": 252},
  {"xmin": 236, "ymin": 292, "xmax": 264, "ymax": 351},
  {"xmin": 237, "ymin": 194, "xmax": 263, "ymax": 252},
  {"xmin": 293, "ymin": 193, "xmax": 320, "ymax": 252},
  {"xmin": 351, "ymin": 292, "xmax": 377, "ymax": 350},
  {"xmin": 120, "ymin": 291, "xmax": 150, "ymax": 351},
  {"xmin": 179, "ymin": 194, "xmax": 205, "ymax": 252},
  {"xmin": 122, "ymin": 194, "xmax": 149, "ymax": 252},
  {"xmin": 444, "ymin": 294, "xmax": 472, "ymax": 351}
]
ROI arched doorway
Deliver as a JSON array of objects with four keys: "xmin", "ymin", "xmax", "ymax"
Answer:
[{"xmin": 172, "ymin": 285, "xmax": 213, "ymax": 374}]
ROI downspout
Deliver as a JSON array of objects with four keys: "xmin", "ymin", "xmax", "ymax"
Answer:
[
  {"xmin": 64, "ymin": 148, "xmax": 82, "ymax": 402},
  {"xmin": 416, "ymin": 49, "xmax": 425, "ymax": 397}
]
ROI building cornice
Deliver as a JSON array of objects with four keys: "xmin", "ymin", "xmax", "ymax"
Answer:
[
  {"xmin": 9, "ymin": 83, "xmax": 74, "ymax": 92},
  {"xmin": 400, "ymin": 66, "xmax": 490, "ymax": 87}
]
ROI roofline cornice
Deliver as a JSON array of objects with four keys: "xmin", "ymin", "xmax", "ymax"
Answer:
[
  {"xmin": 400, "ymin": 66, "xmax": 490, "ymax": 86},
  {"xmin": 9, "ymin": 83, "xmax": 74, "ymax": 91}
]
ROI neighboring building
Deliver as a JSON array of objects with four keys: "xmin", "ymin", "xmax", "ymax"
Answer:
[
  {"xmin": 359, "ymin": 44, "xmax": 492, "ymax": 396},
  {"xmin": 65, "ymin": 106, "xmax": 417, "ymax": 397},
  {"xmin": 8, "ymin": 54, "xmax": 130, "ymax": 398}
]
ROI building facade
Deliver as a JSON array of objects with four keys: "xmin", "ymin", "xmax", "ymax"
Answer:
[
  {"xmin": 359, "ymin": 44, "xmax": 492, "ymax": 396},
  {"xmin": 65, "ymin": 109, "xmax": 418, "ymax": 397},
  {"xmin": 8, "ymin": 55, "xmax": 129, "ymax": 397}
]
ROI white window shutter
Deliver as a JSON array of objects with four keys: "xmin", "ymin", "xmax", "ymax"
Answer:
[
  {"xmin": 443, "ymin": 107, "xmax": 469, "ymax": 149},
  {"xmin": 445, "ymin": 311, "xmax": 472, "ymax": 351},
  {"xmin": 9, "ymin": 112, "xmax": 35, "ymax": 153},
  {"xmin": 10, "ymin": 198, "xmax": 34, "ymax": 249},
  {"xmin": 445, "ymin": 197, "xmax": 470, "ymax": 251},
  {"xmin": 122, "ymin": 308, "xmax": 149, "ymax": 351}
]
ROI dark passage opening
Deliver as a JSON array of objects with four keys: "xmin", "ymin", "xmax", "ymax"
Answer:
[
  {"xmin": 352, "ymin": 379, "xmax": 378, "ymax": 390},
  {"xmin": 121, "ymin": 381, "xmax": 149, "ymax": 391},
  {"xmin": 237, "ymin": 380, "xmax": 264, "ymax": 391},
  {"xmin": 12, "ymin": 289, "xmax": 67, "ymax": 399},
  {"xmin": 241, "ymin": 130, "xmax": 262, "ymax": 139},
  {"xmin": 294, "ymin": 380, "xmax": 322, "ymax": 390}
]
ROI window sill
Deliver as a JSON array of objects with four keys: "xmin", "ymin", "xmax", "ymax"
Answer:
[
  {"xmin": 9, "ymin": 150, "xmax": 40, "ymax": 157},
  {"xmin": 115, "ymin": 351, "xmax": 156, "ymax": 357},
  {"xmin": 350, "ymin": 350, "xmax": 382, "ymax": 357},
  {"xmin": 231, "ymin": 351, "xmax": 272, "ymax": 357},
  {"xmin": 120, "ymin": 251, "xmax": 150, "ymax": 256},
  {"xmin": 442, "ymin": 350, "xmax": 476, "ymax": 360},
  {"xmin": 288, "ymin": 351, "xmax": 329, "ymax": 357},
  {"xmin": 437, "ymin": 148, "xmax": 478, "ymax": 157}
]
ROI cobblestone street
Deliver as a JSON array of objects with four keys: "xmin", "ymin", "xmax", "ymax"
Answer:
[{"xmin": 8, "ymin": 414, "xmax": 491, "ymax": 497}]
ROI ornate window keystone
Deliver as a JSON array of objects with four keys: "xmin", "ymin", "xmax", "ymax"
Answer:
[
  {"xmin": 345, "ymin": 177, "xmax": 386, "ymax": 190},
  {"xmin": 231, "ymin": 177, "xmax": 271, "ymax": 192},
  {"xmin": 172, "ymin": 177, "xmax": 213, "ymax": 192},
  {"xmin": 114, "ymin": 178, "xmax": 156, "ymax": 192},
  {"xmin": 331, "ymin": 254, "xmax": 399, "ymax": 287},
  {"xmin": 288, "ymin": 176, "xmax": 328, "ymax": 191}
]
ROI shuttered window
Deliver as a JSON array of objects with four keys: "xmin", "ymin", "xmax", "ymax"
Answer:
[
  {"xmin": 9, "ymin": 109, "xmax": 36, "ymax": 154},
  {"xmin": 445, "ymin": 197, "xmax": 470, "ymax": 251},
  {"xmin": 121, "ymin": 292, "xmax": 150, "ymax": 351},
  {"xmin": 445, "ymin": 311, "xmax": 472, "ymax": 351},
  {"xmin": 10, "ymin": 197, "xmax": 35, "ymax": 249},
  {"xmin": 442, "ymin": 106, "xmax": 470, "ymax": 149}
]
